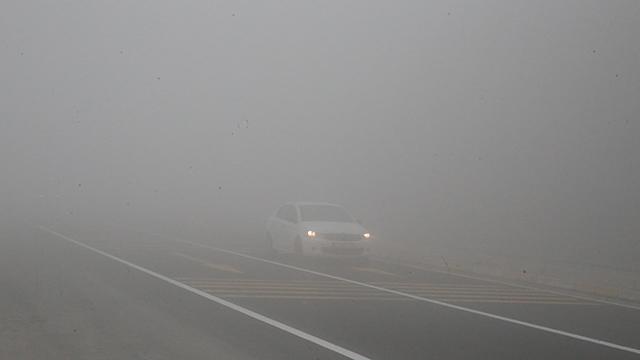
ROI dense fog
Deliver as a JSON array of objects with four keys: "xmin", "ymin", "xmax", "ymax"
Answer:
[{"xmin": 2, "ymin": 0, "xmax": 639, "ymax": 268}]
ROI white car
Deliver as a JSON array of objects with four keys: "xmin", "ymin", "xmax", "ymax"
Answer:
[{"xmin": 266, "ymin": 202, "xmax": 372, "ymax": 258}]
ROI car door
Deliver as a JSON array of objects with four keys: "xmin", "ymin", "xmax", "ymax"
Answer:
[
  {"xmin": 266, "ymin": 209, "xmax": 281, "ymax": 251},
  {"xmin": 280, "ymin": 205, "xmax": 300, "ymax": 253},
  {"xmin": 270, "ymin": 205, "xmax": 298, "ymax": 252},
  {"xmin": 269, "ymin": 206, "xmax": 287, "ymax": 252}
]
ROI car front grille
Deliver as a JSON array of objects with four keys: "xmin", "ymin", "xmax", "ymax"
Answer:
[{"xmin": 320, "ymin": 233, "xmax": 362, "ymax": 242}]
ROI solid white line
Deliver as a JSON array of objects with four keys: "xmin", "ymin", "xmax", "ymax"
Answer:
[
  {"xmin": 178, "ymin": 239, "xmax": 640, "ymax": 356},
  {"xmin": 37, "ymin": 226, "xmax": 370, "ymax": 360},
  {"xmin": 373, "ymin": 257, "xmax": 640, "ymax": 311}
]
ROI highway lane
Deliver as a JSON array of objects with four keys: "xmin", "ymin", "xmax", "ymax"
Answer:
[
  {"xmin": 0, "ymin": 225, "xmax": 351, "ymax": 360},
  {"xmin": 4, "ymin": 223, "xmax": 640, "ymax": 359}
]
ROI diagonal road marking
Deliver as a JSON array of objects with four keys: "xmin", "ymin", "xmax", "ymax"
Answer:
[
  {"xmin": 375, "ymin": 258, "xmax": 640, "ymax": 311},
  {"xmin": 176, "ymin": 277, "xmax": 597, "ymax": 305},
  {"xmin": 177, "ymin": 238, "xmax": 640, "ymax": 356},
  {"xmin": 218, "ymin": 294, "xmax": 596, "ymax": 304},
  {"xmin": 173, "ymin": 252, "xmax": 243, "ymax": 274},
  {"xmin": 352, "ymin": 267, "xmax": 399, "ymax": 277},
  {"xmin": 185, "ymin": 284, "xmax": 593, "ymax": 303},
  {"xmin": 38, "ymin": 226, "xmax": 370, "ymax": 360}
]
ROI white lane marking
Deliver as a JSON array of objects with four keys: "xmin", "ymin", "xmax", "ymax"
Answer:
[
  {"xmin": 219, "ymin": 295, "xmax": 595, "ymax": 305},
  {"xmin": 352, "ymin": 267, "xmax": 399, "ymax": 277},
  {"xmin": 173, "ymin": 252, "xmax": 243, "ymax": 274},
  {"xmin": 37, "ymin": 227, "xmax": 370, "ymax": 360},
  {"xmin": 176, "ymin": 278, "xmax": 510, "ymax": 288},
  {"xmin": 180, "ymin": 284, "xmax": 594, "ymax": 303},
  {"xmin": 374, "ymin": 258, "xmax": 640, "ymax": 312},
  {"xmin": 179, "ymin": 282, "xmax": 583, "ymax": 298},
  {"xmin": 178, "ymin": 239, "xmax": 640, "ymax": 356}
]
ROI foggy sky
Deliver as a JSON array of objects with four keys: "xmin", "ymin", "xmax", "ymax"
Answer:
[{"xmin": 2, "ymin": 1, "xmax": 639, "ymax": 265}]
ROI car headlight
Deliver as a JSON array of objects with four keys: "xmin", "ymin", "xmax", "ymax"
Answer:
[
  {"xmin": 307, "ymin": 230, "xmax": 316, "ymax": 238},
  {"xmin": 363, "ymin": 232, "xmax": 371, "ymax": 239}
]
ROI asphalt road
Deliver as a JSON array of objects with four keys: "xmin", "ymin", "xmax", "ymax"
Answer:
[{"xmin": 2, "ymin": 223, "xmax": 640, "ymax": 359}]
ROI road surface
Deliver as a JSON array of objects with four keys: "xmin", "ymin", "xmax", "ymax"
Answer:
[{"xmin": 2, "ymin": 222, "xmax": 639, "ymax": 359}]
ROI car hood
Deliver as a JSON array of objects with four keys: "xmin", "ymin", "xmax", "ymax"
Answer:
[{"xmin": 300, "ymin": 221, "xmax": 367, "ymax": 235}]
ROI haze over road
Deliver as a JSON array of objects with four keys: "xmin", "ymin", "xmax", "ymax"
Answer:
[
  {"xmin": 2, "ymin": 221, "xmax": 639, "ymax": 359},
  {"xmin": 2, "ymin": 1, "xmax": 639, "ymax": 359}
]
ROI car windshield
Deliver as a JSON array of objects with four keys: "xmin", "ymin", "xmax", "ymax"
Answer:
[{"xmin": 300, "ymin": 205, "xmax": 354, "ymax": 222}]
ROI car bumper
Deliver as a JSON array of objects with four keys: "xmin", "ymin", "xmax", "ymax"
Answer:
[{"xmin": 302, "ymin": 239, "xmax": 371, "ymax": 258}]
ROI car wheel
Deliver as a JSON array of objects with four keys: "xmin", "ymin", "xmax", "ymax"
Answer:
[
  {"xmin": 294, "ymin": 236, "xmax": 303, "ymax": 255},
  {"xmin": 265, "ymin": 232, "xmax": 277, "ymax": 257}
]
